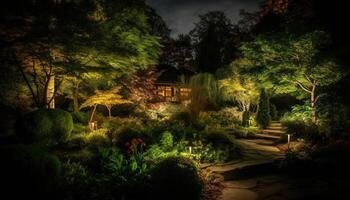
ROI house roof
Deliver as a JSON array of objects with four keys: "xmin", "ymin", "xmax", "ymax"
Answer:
[{"xmin": 155, "ymin": 64, "xmax": 195, "ymax": 84}]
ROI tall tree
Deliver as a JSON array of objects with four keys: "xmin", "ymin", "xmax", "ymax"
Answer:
[
  {"xmin": 188, "ymin": 73, "xmax": 219, "ymax": 122},
  {"xmin": 240, "ymin": 31, "xmax": 344, "ymax": 123},
  {"xmin": 190, "ymin": 11, "xmax": 236, "ymax": 73},
  {"xmin": 0, "ymin": 0, "xmax": 161, "ymax": 110},
  {"xmin": 256, "ymin": 88, "xmax": 271, "ymax": 129}
]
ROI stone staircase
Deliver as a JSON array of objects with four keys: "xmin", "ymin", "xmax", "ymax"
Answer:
[
  {"xmin": 202, "ymin": 139, "xmax": 284, "ymax": 181},
  {"xmin": 201, "ymin": 137, "xmax": 285, "ymax": 200},
  {"xmin": 255, "ymin": 121, "xmax": 286, "ymax": 140}
]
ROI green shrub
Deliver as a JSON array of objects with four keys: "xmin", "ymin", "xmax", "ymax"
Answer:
[
  {"xmin": 48, "ymin": 109, "xmax": 74, "ymax": 142},
  {"xmin": 201, "ymin": 130, "xmax": 240, "ymax": 161},
  {"xmin": 270, "ymin": 104, "xmax": 278, "ymax": 120},
  {"xmin": 151, "ymin": 156, "xmax": 202, "ymax": 200},
  {"xmin": 197, "ymin": 107, "xmax": 241, "ymax": 129},
  {"xmin": 71, "ymin": 111, "xmax": 89, "ymax": 124},
  {"xmin": 256, "ymin": 89, "xmax": 271, "ymax": 129},
  {"xmin": 282, "ymin": 120, "xmax": 305, "ymax": 135},
  {"xmin": 72, "ymin": 123, "xmax": 87, "ymax": 135},
  {"xmin": 233, "ymin": 127, "xmax": 257, "ymax": 139},
  {"xmin": 84, "ymin": 128, "xmax": 111, "ymax": 148},
  {"xmin": 160, "ymin": 131, "xmax": 174, "ymax": 150},
  {"xmin": 15, "ymin": 109, "xmax": 73, "ymax": 145},
  {"xmin": 282, "ymin": 104, "xmax": 313, "ymax": 123},
  {"xmin": 148, "ymin": 121, "xmax": 198, "ymax": 142},
  {"xmin": 0, "ymin": 145, "xmax": 61, "ymax": 198},
  {"xmin": 242, "ymin": 111, "xmax": 250, "ymax": 127}
]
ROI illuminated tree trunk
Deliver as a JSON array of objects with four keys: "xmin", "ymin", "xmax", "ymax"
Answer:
[
  {"xmin": 72, "ymin": 87, "xmax": 79, "ymax": 113},
  {"xmin": 89, "ymin": 104, "xmax": 97, "ymax": 124},
  {"xmin": 311, "ymin": 84, "xmax": 317, "ymax": 124},
  {"xmin": 46, "ymin": 75, "xmax": 55, "ymax": 109},
  {"xmin": 106, "ymin": 105, "xmax": 112, "ymax": 120}
]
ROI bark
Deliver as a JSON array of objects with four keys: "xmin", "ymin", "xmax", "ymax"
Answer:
[
  {"xmin": 89, "ymin": 104, "xmax": 97, "ymax": 124},
  {"xmin": 106, "ymin": 105, "xmax": 112, "ymax": 120},
  {"xmin": 72, "ymin": 87, "xmax": 79, "ymax": 113},
  {"xmin": 311, "ymin": 82, "xmax": 317, "ymax": 123},
  {"xmin": 45, "ymin": 75, "xmax": 55, "ymax": 109}
]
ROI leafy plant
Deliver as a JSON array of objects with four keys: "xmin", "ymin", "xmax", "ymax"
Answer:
[
  {"xmin": 256, "ymin": 89, "xmax": 271, "ymax": 129},
  {"xmin": 151, "ymin": 156, "xmax": 203, "ymax": 200}
]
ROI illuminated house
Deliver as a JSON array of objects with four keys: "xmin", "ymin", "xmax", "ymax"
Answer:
[{"xmin": 155, "ymin": 65, "xmax": 194, "ymax": 102}]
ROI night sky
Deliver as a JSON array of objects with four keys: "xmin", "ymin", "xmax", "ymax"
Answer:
[{"xmin": 147, "ymin": 0, "xmax": 262, "ymax": 37}]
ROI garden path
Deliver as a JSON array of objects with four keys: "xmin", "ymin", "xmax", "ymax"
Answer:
[{"xmin": 201, "ymin": 130, "xmax": 286, "ymax": 200}]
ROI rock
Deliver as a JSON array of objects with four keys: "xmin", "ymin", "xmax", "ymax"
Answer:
[
  {"xmin": 224, "ymin": 179, "xmax": 258, "ymax": 189},
  {"xmin": 219, "ymin": 188, "xmax": 258, "ymax": 200}
]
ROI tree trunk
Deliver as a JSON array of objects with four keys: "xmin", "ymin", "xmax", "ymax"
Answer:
[
  {"xmin": 106, "ymin": 105, "xmax": 112, "ymax": 120},
  {"xmin": 45, "ymin": 75, "xmax": 55, "ymax": 109},
  {"xmin": 72, "ymin": 87, "xmax": 79, "ymax": 113},
  {"xmin": 311, "ymin": 84, "xmax": 317, "ymax": 124},
  {"xmin": 89, "ymin": 105, "xmax": 97, "ymax": 124}
]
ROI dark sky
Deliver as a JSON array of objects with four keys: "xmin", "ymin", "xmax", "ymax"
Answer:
[{"xmin": 147, "ymin": 0, "xmax": 262, "ymax": 37}]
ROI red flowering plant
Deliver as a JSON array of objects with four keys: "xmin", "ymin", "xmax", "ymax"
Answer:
[{"xmin": 124, "ymin": 138, "xmax": 146, "ymax": 155}]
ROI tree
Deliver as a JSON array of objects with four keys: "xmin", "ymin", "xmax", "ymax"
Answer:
[
  {"xmin": 188, "ymin": 73, "xmax": 219, "ymax": 122},
  {"xmin": 0, "ymin": 0, "xmax": 161, "ymax": 110},
  {"xmin": 190, "ymin": 11, "xmax": 236, "ymax": 73},
  {"xmin": 217, "ymin": 58, "xmax": 259, "ymax": 126},
  {"xmin": 80, "ymin": 87, "xmax": 132, "ymax": 122},
  {"xmin": 240, "ymin": 31, "xmax": 343, "ymax": 123},
  {"xmin": 121, "ymin": 66, "xmax": 163, "ymax": 108},
  {"xmin": 256, "ymin": 89, "xmax": 271, "ymax": 129}
]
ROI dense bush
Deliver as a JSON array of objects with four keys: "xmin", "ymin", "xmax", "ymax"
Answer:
[
  {"xmin": 281, "ymin": 104, "xmax": 313, "ymax": 123},
  {"xmin": 151, "ymin": 156, "xmax": 203, "ymax": 200},
  {"xmin": 200, "ymin": 130, "xmax": 240, "ymax": 161},
  {"xmin": 270, "ymin": 104, "xmax": 278, "ymax": 120},
  {"xmin": 84, "ymin": 128, "xmax": 111, "ymax": 148},
  {"xmin": 15, "ymin": 109, "xmax": 73, "ymax": 145},
  {"xmin": 241, "ymin": 111, "xmax": 250, "ymax": 127},
  {"xmin": 149, "ymin": 121, "xmax": 198, "ymax": 142},
  {"xmin": 197, "ymin": 107, "xmax": 241, "ymax": 129},
  {"xmin": 256, "ymin": 89, "xmax": 271, "ymax": 129},
  {"xmin": 0, "ymin": 145, "xmax": 62, "ymax": 198},
  {"xmin": 232, "ymin": 127, "xmax": 257, "ymax": 139},
  {"xmin": 160, "ymin": 131, "xmax": 174, "ymax": 150},
  {"xmin": 71, "ymin": 111, "xmax": 89, "ymax": 124}
]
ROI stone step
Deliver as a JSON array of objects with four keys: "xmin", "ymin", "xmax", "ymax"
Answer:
[
  {"xmin": 255, "ymin": 133, "xmax": 280, "ymax": 140},
  {"xmin": 261, "ymin": 129, "xmax": 285, "ymax": 136},
  {"xmin": 266, "ymin": 126, "xmax": 285, "ymax": 130},
  {"xmin": 209, "ymin": 160, "xmax": 281, "ymax": 181}
]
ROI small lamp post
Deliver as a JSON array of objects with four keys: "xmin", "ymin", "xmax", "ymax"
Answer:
[
  {"xmin": 89, "ymin": 121, "xmax": 98, "ymax": 131},
  {"xmin": 188, "ymin": 141, "xmax": 193, "ymax": 154},
  {"xmin": 287, "ymin": 134, "xmax": 291, "ymax": 149}
]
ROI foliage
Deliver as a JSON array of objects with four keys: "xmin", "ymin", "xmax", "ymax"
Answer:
[
  {"xmin": 189, "ymin": 73, "xmax": 220, "ymax": 121},
  {"xmin": 201, "ymin": 129, "xmax": 240, "ymax": 161},
  {"xmin": 190, "ymin": 11, "xmax": 236, "ymax": 72},
  {"xmin": 256, "ymin": 89, "xmax": 271, "ymax": 129},
  {"xmin": 232, "ymin": 127, "xmax": 258, "ymax": 139},
  {"xmin": 218, "ymin": 58, "xmax": 259, "ymax": 112},
  {"xmin": 270, "ymin": 103, "xmax": 278, "ymax": 120},
  {"xmin": 84, "ymin": 128, "xmax": 111, "ymax": 148},
  {"xmin": 160, "ymin": 131, "xmax": 174, "ymax": 150},
  {"xmin": 197, "ymin": 107, "xmax": 241, "ymax": 129},
  {"xmin": 147, "ymin": 120, "xmax": 198, "ymax": 142},
  {"xmin": 151, "ymin": 156, "xmax": 203, "ymax": 200},
  {"xmin": 15, "ymin": 109, "xmax": 73, "ymax": 145},
  {"xmin": 240, "ymin": 31, "xmax": 344, "ymax": 122},
  {"xmin": 80, "ymin": 87, "xmax": 132, "ymax": 121},
  {"xmin": 0, "ymin": 145, "xmax": 61, "ymax": 198},
  {"xmin": 71, "ymin": 112, "xmax": 89, "ymax": 124},
  {"xmin": 281, "ymin": 104, "xmax": 313, "ymax": 123}
]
